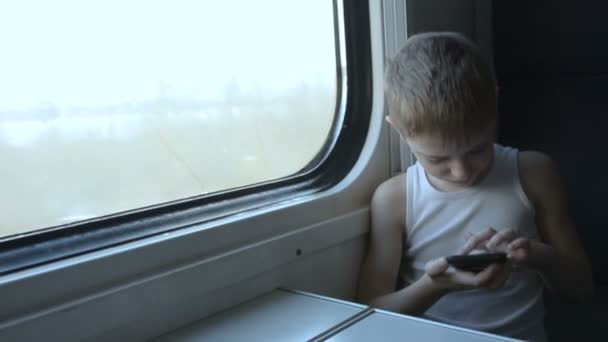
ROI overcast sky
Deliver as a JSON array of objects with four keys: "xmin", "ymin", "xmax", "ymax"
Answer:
[{"xmin": 0, "ymin": 0, "xmax": 337, "ymax": 110}]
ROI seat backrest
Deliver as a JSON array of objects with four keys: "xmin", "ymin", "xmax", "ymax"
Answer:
[{"xmin": 494, "ymin": 0, "xmax": 608, "ymax": 284}]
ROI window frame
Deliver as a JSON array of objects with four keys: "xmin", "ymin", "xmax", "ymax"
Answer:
[{"xmin": 0, "ymin": 0, "xmax": 373, "ymax": 275}]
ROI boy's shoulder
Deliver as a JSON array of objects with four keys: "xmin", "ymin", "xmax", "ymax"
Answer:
[
  {"xmin": 372, "ymin": 172, "xmax": 407, "ymax": 225},
  {"xmin": 517, "ymin": 149, "xmax": 560, "ymax": 206},
  {"xmin": 518, "ymin": 150, "xmax": 554, "ymax": 172},
  {"xmin": 374, "ymin": 172, "xmax": 407, "ymax": 202}
]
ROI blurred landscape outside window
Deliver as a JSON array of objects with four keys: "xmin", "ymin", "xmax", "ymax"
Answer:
[{"xmin": 0, "ymin": 0, "xmax": 338, "ymax": 237}]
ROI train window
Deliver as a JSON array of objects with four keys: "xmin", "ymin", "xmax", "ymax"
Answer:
[
  {"xmin": 0, "ymin": 0, "xmax": 338, "ymax": 238},
  {"xmin": 0, "ymin": 0, "xmax": 371, "ymax": 275}
]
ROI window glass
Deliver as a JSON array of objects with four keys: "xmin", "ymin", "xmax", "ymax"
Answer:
[{"xmin": 0, "ymin": 0, "xmax": 338, "ymax": 237}]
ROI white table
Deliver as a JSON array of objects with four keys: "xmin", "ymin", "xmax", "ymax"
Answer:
[
  {"xmin": 327, "ymin": 309, "xmax": 519, "ymax": 342},
  {"xmin": 154, "ymin": 289, "xmax": 521, "ymax": 341}
]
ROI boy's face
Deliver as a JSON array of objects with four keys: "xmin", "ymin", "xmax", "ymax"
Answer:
[{"xmin": 387, "ymin": 116, "xmax": 495, "ymax": 191}]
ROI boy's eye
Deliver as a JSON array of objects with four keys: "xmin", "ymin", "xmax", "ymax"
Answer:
[
  {"xmin": 427, "ymin": 157, "xmax": 447, "ymax": 164},
  {"xmin": 469, "ymin": 146, "xmax": 487, "ymax": 155}
]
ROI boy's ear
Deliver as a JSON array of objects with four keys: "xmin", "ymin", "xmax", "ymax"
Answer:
[
  {"xmin": 385, "ymin": 115, "xmax": 396, "ymax": 129},
  {"xmin": 385, "ymin": 115, "xmax": 398, "ymax": 134},
  {"xmin": 384, "ymin": 115, "xmax": 392, "ymax": 125},
  {"xmin": 385, "ymin": 115, "xmax": 407, "ymax": 141},
  {"xmin": 384, "ymin": 115, "xmax": 401, "ymax": 133}
]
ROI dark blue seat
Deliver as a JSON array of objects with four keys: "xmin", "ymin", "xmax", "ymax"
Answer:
[
  {"xmin": 493, "ymin": 2, "xmax": 608, "ymax": 340},
  {"xmin": 494, "ymin": 0, "xmax": 608, "ymax": 285}
]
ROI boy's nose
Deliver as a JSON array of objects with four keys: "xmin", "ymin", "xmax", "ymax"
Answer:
[{"xmin": 450, "ymin": 159, "xmax": 471, "ymax": 181}]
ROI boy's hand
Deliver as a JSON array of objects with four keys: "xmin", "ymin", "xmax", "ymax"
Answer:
[
  {"xmin": 423, "ymin": 257, "xmax": 510, "ymax": 292},
  {"xmin": 423, "ymin": 228, "xmax": 511, "ymax": 291},
  {"xmin": 471, "ymin": 227, "xmax": 532, "ymax": 268}
]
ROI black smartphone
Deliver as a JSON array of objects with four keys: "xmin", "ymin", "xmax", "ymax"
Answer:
[{"xmin": 445, "ymin": 252, "xmax": 507, "ymax": 272}]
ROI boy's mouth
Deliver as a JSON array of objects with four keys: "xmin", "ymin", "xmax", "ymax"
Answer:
[{"xmin": 450, "ymin": 175, "xmax": 478, "ymax": 186}]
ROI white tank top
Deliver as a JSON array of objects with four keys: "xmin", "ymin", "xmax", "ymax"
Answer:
[{"xmin": 403, "ymin": 144, "xmax": 546, "ymax": 341}]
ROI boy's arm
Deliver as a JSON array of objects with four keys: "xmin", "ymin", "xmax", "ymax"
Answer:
[
  {"xmin": 519, "ymin": 151, "xmax": 594, "ymax": 302},
  {"xmin": 356, "ymin": 174, "xmax": 448, "ymax": 315},
  {"xmin": 356, "ymin": 174, "xmax": 506, "ymax": 315}
]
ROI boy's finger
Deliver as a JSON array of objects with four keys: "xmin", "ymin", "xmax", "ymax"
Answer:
[
  {"xmin": 507, "ymin": 237, "xmax": 529, "ymax": 252},
  {"xmin": 472, "ymin": 264, "xmax": 501, "ymax": 287},
  {"xmin": 450, "ymin": 269, "xmax": 478, "ymax": 286},
  {"xmin": 458, "ymin": 227, "xmax": 497, "ymax": 254},
  {"xmin": 459, "ymin": 229, "xmax": 494, "ymax": 253},
  {"xmin": 507, "ymin": 248, "xmax": 529, "ymax": 262},
  {"xmin": 485, "ymin": 262, "xmax": 511, "ymax": 289},
  {"xmin": 425, "ymin": 258, "xmax": 449, "ymax": 276},
  {"xmin": 487, "ymin": 229, "xmax": 516, "ymax": 250}
]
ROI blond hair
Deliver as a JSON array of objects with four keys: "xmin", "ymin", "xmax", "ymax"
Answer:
[{"xmin": 385, "ymin": 32, "xmax": 497, "ymax": 143}]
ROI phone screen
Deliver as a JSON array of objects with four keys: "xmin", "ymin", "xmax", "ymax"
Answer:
[{"xmin": 445, "ymin": 252, "xmax": 507, "ymax": 272}]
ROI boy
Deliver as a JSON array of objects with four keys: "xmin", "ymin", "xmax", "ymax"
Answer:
[{"xmin": 357, "ymin": 32, "xmax": 593, "ymax": 341}]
